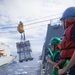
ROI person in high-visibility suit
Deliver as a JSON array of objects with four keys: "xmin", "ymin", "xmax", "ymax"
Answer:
[
  {"xmin": 47, "ymin": 37, "xmax": 61, "ymax": 75},
  {"xmin": 47, "ymin": 37, "xmax": 69, "ymax": 75}
]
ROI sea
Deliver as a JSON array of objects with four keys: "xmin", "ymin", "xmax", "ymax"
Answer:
[{"xmin": 0, "ymin": 52, "xmax": 41, "ymax": 75}]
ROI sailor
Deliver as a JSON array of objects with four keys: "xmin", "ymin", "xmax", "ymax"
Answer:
[
  {"xmin": 47, "ymin": 37, "xmax": 61, "ymax": 75},
  {"xmin": 55, "ymin": 7, "xmax": 75, "ymax": 75}
]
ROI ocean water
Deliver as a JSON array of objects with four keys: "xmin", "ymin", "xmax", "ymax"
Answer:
[{"xmin": 0, "ymin": 53, "xmax": 41, "ymax": 75}]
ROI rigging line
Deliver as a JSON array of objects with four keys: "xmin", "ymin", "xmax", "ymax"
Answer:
[
  {"xmin": 0, "ymin": 24, "xmax": 46, "ymax": 29},
  {"xmin": 0, "ymin": 17, "xmax": 60, "ymax": 29},
  {"xmin": 0, "ymin": 13, "xmax": 61, "ymax": 26},
  {"xmin": 0, "ymin": 18, "xmax": 50, "ymax": 29},
  {"xmin": 25, "ymin": 24, "xmax": 47, "ymax": 30},
  {"xmin": 23, "ymin": 13, "xmax": 62, "ymax": 22},
  {"xmin": 0, "ymin": 26, "xmax": 16, "ymax": 29},
  {"xmin": 24, "ymin": 17, "xmax": 60, "ymax": 26},
  {"xmin": 0, "ymin": 24, "xmax": 47, "ymax": 33},
  {"xmin": 24, "ymin": 19, "xmax": 50, "ymax": 26}
]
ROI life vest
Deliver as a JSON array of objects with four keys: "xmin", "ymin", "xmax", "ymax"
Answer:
[
  {"xmin": 60, "ymin": 23, "xmax": 75, "ymax": 59},
  {"xmin": 48, "ymin": 48, "xmax": 60, "ymax": 61},
  {"xmin": 48, "ymin": 48, "xmax": 60, "ymax": 75}
]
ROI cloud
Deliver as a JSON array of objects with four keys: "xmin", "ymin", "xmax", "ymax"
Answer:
[
  {"xmin": 0, "ymin": 0, "xmax": 43, "ymax": 23},
  {"xmin": 0, "ymin": 0, "xmax": 74, "ymax": 25},
  {"xmin": 0, "ymin": 0, "xmax": 75, "ymax": 53}
]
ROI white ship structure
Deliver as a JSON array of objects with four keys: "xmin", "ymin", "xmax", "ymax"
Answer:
[{"xmin": 0, "ymin": 42, "xmax": 16, "ymax": 66}]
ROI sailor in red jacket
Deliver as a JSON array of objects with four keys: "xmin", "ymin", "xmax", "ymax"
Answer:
[{"xmin": 55, "ymin": 7, "xmax": 75, "ymax": 75}]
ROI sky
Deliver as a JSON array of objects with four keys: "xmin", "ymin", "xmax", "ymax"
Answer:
[{"xmin": 0, "ymin": 0, "xmax": 75, "ymax": 54}]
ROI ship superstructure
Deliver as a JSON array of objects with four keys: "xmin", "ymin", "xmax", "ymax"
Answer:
[{"xmin": 0, "ymin": 42, "xmax": 16, "ymax": 66}]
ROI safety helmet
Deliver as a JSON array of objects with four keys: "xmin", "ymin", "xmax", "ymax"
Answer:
[
  {"xmin": 60, "ymin": 7, "xmax": 75, "ymax": 20},
  {"xmin": 50, "ymin": 37, "xmax": 61, "ymax": 45}
]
